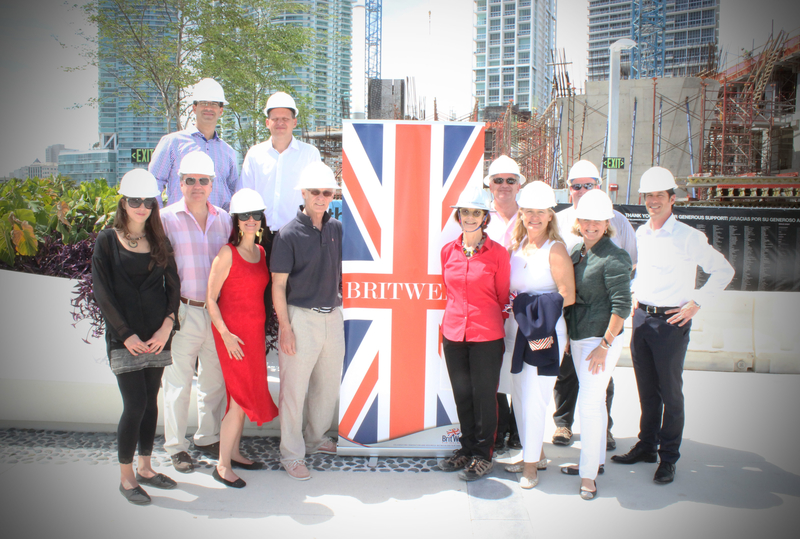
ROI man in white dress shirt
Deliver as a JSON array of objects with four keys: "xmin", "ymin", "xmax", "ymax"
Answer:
[
  {"xmin": 610, "ymin": 166, "xmax": 734, "ymax": 485},
  {"xmin": 552, "ymin": 160, "xmax": 638, "ymax": 450},
  {"xmin": 236, "ymin": 91, "xmax": 321, "ymax": 321}
]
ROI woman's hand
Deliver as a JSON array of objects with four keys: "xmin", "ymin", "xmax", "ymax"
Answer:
[
  {"xmin": 145, "ymin": 325, "xmax": 172, "ymax": 355},
  {"xmin": 585, "ymin": 344, "xmax": 608, "ymax": 375},
  {"xmin": 123, "ymin": 334, "xmax": 148, "ymax": 356},
  {"xmin": 222, "ymin": 331, "xmax": 246, "ymax": 360}
]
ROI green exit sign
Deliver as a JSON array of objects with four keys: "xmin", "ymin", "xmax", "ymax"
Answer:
[
  {"xmin": 603, "ymin": 157, "xmax": 625, "ymax": 169},
  {"xmin": 130, "ymin": 148, "xmax": 155, "ymax": 164}
]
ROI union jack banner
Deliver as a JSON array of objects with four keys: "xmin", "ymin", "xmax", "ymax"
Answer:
[{"xmin": 338, "ymin": 121, "xmax": 485, "ymax": 452}]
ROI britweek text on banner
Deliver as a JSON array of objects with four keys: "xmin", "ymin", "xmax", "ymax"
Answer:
[{"xmin": 338, "ymin": 120, "xmax": 485, "ymax": 457}]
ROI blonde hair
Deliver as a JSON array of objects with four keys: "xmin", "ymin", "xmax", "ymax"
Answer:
[
  {"xmin": 571, "ymin": 220, "xmax": 616, "ymax": 239},
  {"xmin": 509, "ymin": 208, "xmax": 564, "ymax": 253}
]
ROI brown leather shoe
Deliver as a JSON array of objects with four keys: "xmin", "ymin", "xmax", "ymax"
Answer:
[{"xmin": 170, "ymin": 451, "xmax": 194, "ymax": 473}]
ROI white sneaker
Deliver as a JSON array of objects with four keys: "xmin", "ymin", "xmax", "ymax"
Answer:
[{"xmin": 284, "ymin": 459, "xmax": 311, "ymax": 481}]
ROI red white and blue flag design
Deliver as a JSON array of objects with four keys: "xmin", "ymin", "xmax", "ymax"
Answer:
[{"xmin": 338, "ymin": 121, "xmax": 485, "ymax": 448}]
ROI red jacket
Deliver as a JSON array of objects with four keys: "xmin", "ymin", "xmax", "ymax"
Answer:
[{"xmin": 441, "ymin": 235, "xmax": 511, "ymax": 342}]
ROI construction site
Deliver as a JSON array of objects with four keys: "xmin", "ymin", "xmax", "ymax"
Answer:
[{"xmin": 304, "ymin": 29, "xmax": 800, "ymax": 209}]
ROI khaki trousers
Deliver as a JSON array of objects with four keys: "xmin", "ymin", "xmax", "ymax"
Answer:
[{"xmin": 278, "ymin": 306, "xmax": 345, "ymax": 464}]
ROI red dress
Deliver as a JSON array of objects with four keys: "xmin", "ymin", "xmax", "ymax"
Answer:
[{"xmin": 211, "ymin": 244, "xmax": 278, "ymax": 425}]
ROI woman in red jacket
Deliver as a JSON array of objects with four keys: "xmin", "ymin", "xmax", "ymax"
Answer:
[{"xmin": 438, "ymin": 184, "xmax": 511, "ymax": 481}]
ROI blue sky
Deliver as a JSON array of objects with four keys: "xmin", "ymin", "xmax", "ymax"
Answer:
[{"xmin": 1, "ymin": 0, "xmax": 798, "ymax": 175}]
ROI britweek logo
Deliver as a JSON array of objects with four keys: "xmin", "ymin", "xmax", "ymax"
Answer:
[
  {"xmin": 345, "ymin": 281, "xmax": 446, "ymax": 301},
  {"xmin": 443, "ymin": 428, "xmax": 461, "ymax": 443}
]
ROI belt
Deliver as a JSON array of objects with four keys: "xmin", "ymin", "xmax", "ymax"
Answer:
[
  {"xmin": 638, "ymin": 303, "xmax": 678, "ymax": 315},
  {"xmin": 181, "ymin": 296, "xmax": 206, "ymax": 308},
  {"xmin": 311, "ymin": 306, "xmax": 336, "ymax": 313}
]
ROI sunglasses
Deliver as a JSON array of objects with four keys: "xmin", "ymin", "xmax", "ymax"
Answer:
[
  {"xmin": 237, "ymin": 211, "xmax": 264, "ymax": 222},
  {"xmin": 125, "ymin": 197, "xmax": 157, "ymax": 209},
  {"xmin": 459, "ymin": 208, "xmax": 485, "ymax": 218},
  {"xmin": 307, "ymin": 189, "xmax": 334, "ymax": 198},
  {"xmin": 183, "ymin": 176, "xmax": 211, "ymax": 186},
  {"xmin": 492, "ymin": 177, "xmax": 518, "ymax": 185},
  {"xmin": 570, "ymin": 182, "xmax": 596, "ymax": 191}
]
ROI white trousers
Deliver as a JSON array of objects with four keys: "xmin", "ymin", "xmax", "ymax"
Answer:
[
  {"xmin": 571, "ymin": 335, "xmax": 623, "ymax": 480},
  {"xmin": 162, "ymin": 303, "xmax": 226, "ymax": 455},
  {"xmin": 511, "ymin": 330, "xmax": 567, "ymax": 463},
  {"xmin": 278, "ymin": 306, "xmax": 345, "ymax": 464}
]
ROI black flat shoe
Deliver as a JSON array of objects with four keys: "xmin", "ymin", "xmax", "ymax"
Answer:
[
  {"xmin": 212, "ymin": 467, "xmax": 246, "ymax": 488},
  {"xmin": 135, "ymin": 472, "xmax": 177, "ymax": 489},
  {"xmin": 580, "ymin": 481, "xmax": 598, "ymax": 501},
  {"xmin": 119, "ymin": 483, "xmax": 151, "ymax": 505},
  {"xmin": 560, "ymin": 464, "xmax": 604, "ymax": 476},
  {"xmin": 610, "ymin": 444, "xmax": 658, "ymax": 464},
  {"xmin": 232, "ymin": 459, "xmax": 264, "ymax": 471}
]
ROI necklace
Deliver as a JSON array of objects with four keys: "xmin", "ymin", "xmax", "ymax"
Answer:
[
  {"xmin": 580, "ymin": 244, "xmax": 587, "ymax": 258},
  {"xmin": 462, "ymin": 234, "xmax": 486, "ymax": 258},
  {"xmin": 125, "ymin": 232, "xmax": 146, "ymax": 248}
]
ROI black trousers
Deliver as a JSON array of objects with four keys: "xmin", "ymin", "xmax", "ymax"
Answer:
[
  {"xmin": 443, "ymin": 337, "xmax": 504, "ymax": 461},
  {"xmin": 258, "ymin": 228, "xmax": 276, "ymax": 332},
  {"xmin": 553, "ymin": 350, "xmax": 614, "ymax": 430},
  {"xmin": 116, "ymin": 367, "xmax": 165, "ymax": 465},
  {"xmin": 630, "ymin": 307, "xmax": 691, "ymax": 464}
]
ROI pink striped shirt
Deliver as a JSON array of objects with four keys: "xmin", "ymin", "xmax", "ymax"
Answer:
[{"xmin": 161, "ymin": 199, "xmax": 232, "ymax": 302}]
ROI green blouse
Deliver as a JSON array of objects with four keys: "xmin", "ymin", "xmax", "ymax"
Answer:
[{"xmin": 564, "ymin": 236, "xmax": 632, "ymax": 340}]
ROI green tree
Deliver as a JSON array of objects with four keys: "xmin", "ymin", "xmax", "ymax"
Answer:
[{"xmin": 78, "ymin": 0, "xmax": 311, "ymax": 145}]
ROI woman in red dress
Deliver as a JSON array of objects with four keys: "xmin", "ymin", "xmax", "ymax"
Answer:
[{"xmin": 207, "ymin": 188, "xmax": 278, "ymax": 488}]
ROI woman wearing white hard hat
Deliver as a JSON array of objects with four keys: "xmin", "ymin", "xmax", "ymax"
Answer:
[
  {"xmin": 504, "ymin": 181, "xmax": 575, "ymax": 489},
  {"xmin": 561, "ymin": 189, "xmax": 632, "ymax": 500},
  {"xmin": 206, "ymin": 188, "xmax": 278, "ymax": 488},
  {"xmin": 92, "ymin": 168, "xmax": 180, "ymax": 505},
  {"xmin": 439, "ymin": 184, "xmax": 511, "ymax": 482}
]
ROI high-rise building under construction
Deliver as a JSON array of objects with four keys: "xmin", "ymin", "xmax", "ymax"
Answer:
[
  {"xmin": 588, "ymin": 0, "xmax": 719, "ymax": 81},
  {"xmin": 472, "ymin": 0, "xmax": 557, "ymax": 114}
]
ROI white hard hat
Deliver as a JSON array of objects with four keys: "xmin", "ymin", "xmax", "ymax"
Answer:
[
  {"xmin": 296, "ymin": 161, "xmax": 339, "ymax": 190},
  {"xmin": 517, "ymin": 181, "xmax": 556, "ymax": 209},
  {"xmin": 575, "ymin": 188, "xmax": 614, "ymax": 220},
  {"xmin": 638, "ymin": 166, "xmax": 678, "ymax": 193},
  {"xmin": 192, "ymin": 78, "xmax": 228, "ymax": 106},
  {"xmin": 451, "ymin": 185, "xmax": 492, "ymax": 211},
  {"xmin": 567, "ymin": 160, "xmax": 601, "ymax": 183},
  {"xmin": 178, "ymin": 150, "xmax": 216, "ymax": 179},
  {"xmin": 230, "ymin": 188, "xmax": 266, "ymax": 214},
  {"xmin": 119, "ymin": 168, "xmax": 160, "ymax": 198},
  {"xmin": 483, "ymin": 155, "xmax": 526, "ymax": 186},
  {"xmin": 264, "ymin": 91, "xmax": 299, "ymax": 117}
]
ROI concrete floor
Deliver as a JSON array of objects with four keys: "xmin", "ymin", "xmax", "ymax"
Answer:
[{"xmin": 1, "ymin": 366, "xmax": 799, "ymax": 539}]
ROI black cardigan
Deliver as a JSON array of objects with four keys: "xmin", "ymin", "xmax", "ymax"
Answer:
[{"xmin": 92, "ymin": 228, "xmax": 180, "ymax": 354}]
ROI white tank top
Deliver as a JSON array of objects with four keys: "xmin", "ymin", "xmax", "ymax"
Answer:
[{"xmin": 510, "ymin": 238, "xmax": 559, "ymax": 295}]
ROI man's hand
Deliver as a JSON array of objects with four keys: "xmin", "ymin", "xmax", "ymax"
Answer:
[
  {"xmin": 666, "ymin": 301, "xmax": 700, "ymax": 326},
  {"xmin": 280, "ymin": 324, "xmax": 296, "ymax": 355}
]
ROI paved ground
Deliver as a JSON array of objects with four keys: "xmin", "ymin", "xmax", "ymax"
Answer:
[{"xmin": 1, "ymin": 366, "xmax": 799, "ymax": 539}]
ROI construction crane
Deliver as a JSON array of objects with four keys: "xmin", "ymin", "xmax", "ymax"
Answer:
[{"xmin": 365, "ymin": 0, "xmax": 382, "ymax": 118}]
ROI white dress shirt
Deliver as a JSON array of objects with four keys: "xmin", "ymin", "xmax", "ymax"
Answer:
[
  {"xmin": 556, "ymin": 205, "xmax": 638, "ymax": 265},
  {"xmin": 237, "ymin": 136, "xmax": 321, "ymax": 231},
  {"xmin": 485, "ymin": 203, "xmax": 518, "ymax": 249},
  {"xmin": 632, "ymin": 214, "xmax": 734, "ymax": 308}
]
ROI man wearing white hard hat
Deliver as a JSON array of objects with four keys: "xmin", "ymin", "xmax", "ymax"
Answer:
[
  {"xmin": 552, "ymin": 159, "xmax": 637, "ymax": 450},
  {"xmin": 611, "ymin": 166, "xmax": 733, "ymax": 485},
  {"xmin": 269, "ymin": 161, "xmax": 344, "ymax": 481},
  {"xmin": 482, "ymin": 155, "xmax": 525, "ymax": 452},
  {"xmin": 149, "ymin": 78, "xmax": 239, "ymax": 211},
  {"xmin": 238, "ymin": 91, "xmax": 321, "ymax": 234},
  {"xmin": 237, "ymin": 91, "xmax": 322, "ymax": 329},
  {"xmin": 160, "ymin": 150, "xmax": 233, "ymax": 473}
]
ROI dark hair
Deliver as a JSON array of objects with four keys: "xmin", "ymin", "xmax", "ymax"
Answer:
[
  {"xmin": 453, "ymin": 208, "xmax": 491, "ymax": 231},
  {"xmin": 229, "ymin": 214, "xmax": 267, "ymax": 246},
  {"xmin": 666, "ymin": 188, "xmax": 676, "ymax": 197},
  {"xmin": 268, "ymin": 108, "xmax": 297, "ymax": 119},
  {"xmin": 113, "ymin": 198, "xmax": 172, "ymax": 269}
]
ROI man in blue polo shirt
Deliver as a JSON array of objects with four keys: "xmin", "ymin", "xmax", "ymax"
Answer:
[{"xmin": 270, "ymin": 161, "xmax": 344, "ymax": 481}]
